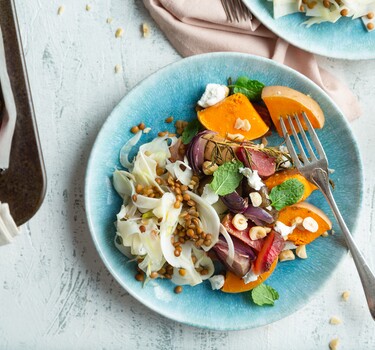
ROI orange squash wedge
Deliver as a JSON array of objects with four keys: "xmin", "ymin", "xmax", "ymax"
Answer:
[
  {"xmin": 264, "ymin": 169, "xmax": 318, "ymax": 202},
  {"xmin": 277, "ymin": 201, "xmax": 332, "ymax": 246},
  {"xmin": 197, "ymin": 93, "xmax": 269, "ymax": 141},
  {"xmin": 261, "ymin": 86, "xmax": 325, "ymax": 136},
  {"xmin": 221, "ymin": 259, "xmax": 277, "ymax": 293}
]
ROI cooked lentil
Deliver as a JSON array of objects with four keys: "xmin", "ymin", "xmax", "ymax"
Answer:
[
  {"xmin": 174, "ymin": 286, "xmax": 183, "ymax": 294},
  {"xmin": 131, "ymin": 125, "xmax": 139, "ymax": 134},
  {"xmin": 135, "ymin": 273, "xmax": 144, "ymax": 282}
]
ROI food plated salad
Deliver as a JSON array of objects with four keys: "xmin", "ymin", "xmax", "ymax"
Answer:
[
  {"xmin": 84, "ymin": 53, "xmax": 362, "ymax": 329},
  {"xmin": 270, "ymin": 0, "xmax": 375, "ymax": 31},
  {"xmin": 112, "ymin": 76, "xmax": 333, "ymax": 306}
]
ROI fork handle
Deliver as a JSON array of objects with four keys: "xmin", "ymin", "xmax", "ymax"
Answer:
[{"xmin": 311, "ymin": 168, "xmax": 375, "ymax": 320}]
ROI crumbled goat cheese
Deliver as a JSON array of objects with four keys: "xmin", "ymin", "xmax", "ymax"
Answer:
[
  {"xmin": 201, "ymin": 184, "xmax": 219, "ymax": 205},
  {"xmin": 279, "ymin": 145, "xmax": 292, "ymax": 168},
  {"xmin": 242, "ymin": 268, "xmax": 259, "ymax": 284},
  {"xmin": 282, "ymin": 241, "xmax": 297, "ymax": 251},
  {"xmin": 239, "ymin": 167, "xmax": 264, "ymax": 191},
  {"xmin": 274, "ymin": 220, "xmax": 296, "ymax": 239},
  {"xmin": 197, "ymin": 84, "xmax": 229, "ymax": 108},
  {"xmin": 209, "ymin": 275, "xmax": 225, "ymax": 290}
]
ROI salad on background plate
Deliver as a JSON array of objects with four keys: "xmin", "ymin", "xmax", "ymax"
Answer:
[
  {"xmin": 244, "ymin": 0, "xmax": 375, "ymax": 59},
  {"xmin": 112, "ymin": 76, "xmax": 333, "ymax": 305},
  {"xmin": 270, "ymin": 0, "xmax": 375, "ymax": 31}
]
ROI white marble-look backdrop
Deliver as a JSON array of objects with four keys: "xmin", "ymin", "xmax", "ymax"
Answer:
[{"xmin": 0, "ymin": 1, "xmax": 374, "ymax": 349}]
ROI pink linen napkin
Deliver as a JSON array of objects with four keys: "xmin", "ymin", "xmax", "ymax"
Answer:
[{"xmin": 143, "ymin": 0, "xmax": 361, "ymax": 121}]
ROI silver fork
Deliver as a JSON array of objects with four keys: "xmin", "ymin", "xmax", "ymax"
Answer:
[
  {"xmin": 220, "ymin": 0, "xmax": 252, "ymax": 22},
  {"xmin": 280, "ymin": 112, "xmax": 375, "ymax": 321}
]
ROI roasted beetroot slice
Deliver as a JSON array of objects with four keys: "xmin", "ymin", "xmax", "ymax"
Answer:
[
  {"xmin": 266, "ymin": 231, "xmax": 285, "ymax": 266},
  {"xmin": 252, "ymin": 102, "xmax": 273, "ymax": 128},
  {"xmin": 253, "ymin": 230, "xmax": 285, "ymax": 275},
  {"xmin": 212, "ymin": 239, "xmax": 252, "ymax": 277},
  {"xmin": 250, "ymin": 149, "xmax": 276, "ymax": 177},
  {"xmin": 221, "ymin": 213, "xmax": 265, "ymax": 252},
  {"xmin": 236, "ymin": 147, "xmax": 276, "ymax": 178}
]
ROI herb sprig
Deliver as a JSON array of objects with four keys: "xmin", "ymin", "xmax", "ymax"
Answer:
[
  {"xmin": 203, "ymin": 135, "xmax": 291, "ymax": 171},
  {"xmin": 229, "ymin": 76, "xmax": 265, "ymax": 101}
]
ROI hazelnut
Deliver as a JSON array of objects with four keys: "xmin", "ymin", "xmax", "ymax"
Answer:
[
  {"xmin": 232, "ymin": 214, "xmax": 248, "ymax": 231},
  {"xmin": 249, "ymin": 226, "xmax": 271, "ymax": 240},
  {"xmin": 296, "ymin": 245, "xmax": 307, "ymax": 259},
  {"xmin": 202, "ymin": 161, "xmax": 218, "ymax": 175},
  {"xmin": 302, "ymin": 217, "xmax": 319, "ymax": 232},
  {"xmin": 279, "ymin": 250, "xmax": 295, "ymax": 262}
]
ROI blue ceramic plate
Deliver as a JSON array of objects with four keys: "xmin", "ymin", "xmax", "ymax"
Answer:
[
  {"xmin": 85, "ymin": 53, "xmax": 363, "ymax": 330},
  {"xmin": 245, "ymin": 0, "xmax": 375, "ymax": 60}
]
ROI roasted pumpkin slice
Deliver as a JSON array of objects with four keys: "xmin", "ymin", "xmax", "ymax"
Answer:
[
  {"xmin": 221, "ymin": 259, "xmax": 277, "ymax": 293},
  {"xmin": 261, "ymin": 86, "xmax": 325, "ymax": 136},
  {"xmin": 277, "ymin": 202, "xmax": 332, "ymax": 246},
  {"xmin": 197, "ymin": 93, "xmax": 269, "ymax": 141}
]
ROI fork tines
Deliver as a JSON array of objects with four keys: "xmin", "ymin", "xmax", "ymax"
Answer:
[
  {"xmin": 279, "ymin": 112, "xmax": 327, "ymax": 168},
  {"xmin": 220, "ymin": 0, "xmax": 252, "ymax": 22}
]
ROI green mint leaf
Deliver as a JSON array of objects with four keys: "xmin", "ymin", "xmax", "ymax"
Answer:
[
  {"xmin": 210, "ymin": 160, "xmax": 243, "ymax": 196},
  {"xmin": 229, "ymin": 76, "xmax": 265, "ymax": 101},
  {"xmin": 269, "ymin": 178, "xmax": 305, "ymax": 210},
  {"xmin": 251, "ymin": 284, "xmax": 279, "ymax": 306},
  {"xmin": 181, "ymin": 119, "xmax": 203, "ymax": 144}
]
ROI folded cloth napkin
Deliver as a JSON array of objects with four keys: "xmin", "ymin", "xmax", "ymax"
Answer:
[
  {"xmin": 0, "ymin": 26, "xmax": 17, "ymax": 171},
  {"xmin": 143, "ymin": 0, "xmax": 361, "ymax": 121}
]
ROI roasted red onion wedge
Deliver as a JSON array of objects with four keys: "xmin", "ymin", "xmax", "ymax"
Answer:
[
  {"xmin": 221, "ymin": 191, "xmax": 248, "ymax": 213},
  {"xmin": 186, "ymin": 130, "xmax": 216, "ymax": 173},
  {"xmin": 243, "ymin": 205, "xmax": 276, "ymax": 226}
]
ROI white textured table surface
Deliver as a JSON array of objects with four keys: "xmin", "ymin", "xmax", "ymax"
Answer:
[{"xmin": 1, "ymin": 1, "xmax": 375, "ymax": 349}]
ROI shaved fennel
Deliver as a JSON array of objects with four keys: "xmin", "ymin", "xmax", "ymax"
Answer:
[
  {"xmin": 186, "ymin": 191, "xmax": 220, "ymax": 251},
  {"xmin": 165, "ymin": 157, "xmax": 193, "ymax": 186},
  {"xmin": 219, "ymin": 224, "xmax": 235, "ymax": 267},
  {"xmin": 120, "ymin": 131, "xmax": 142, "ymax": 170}
]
